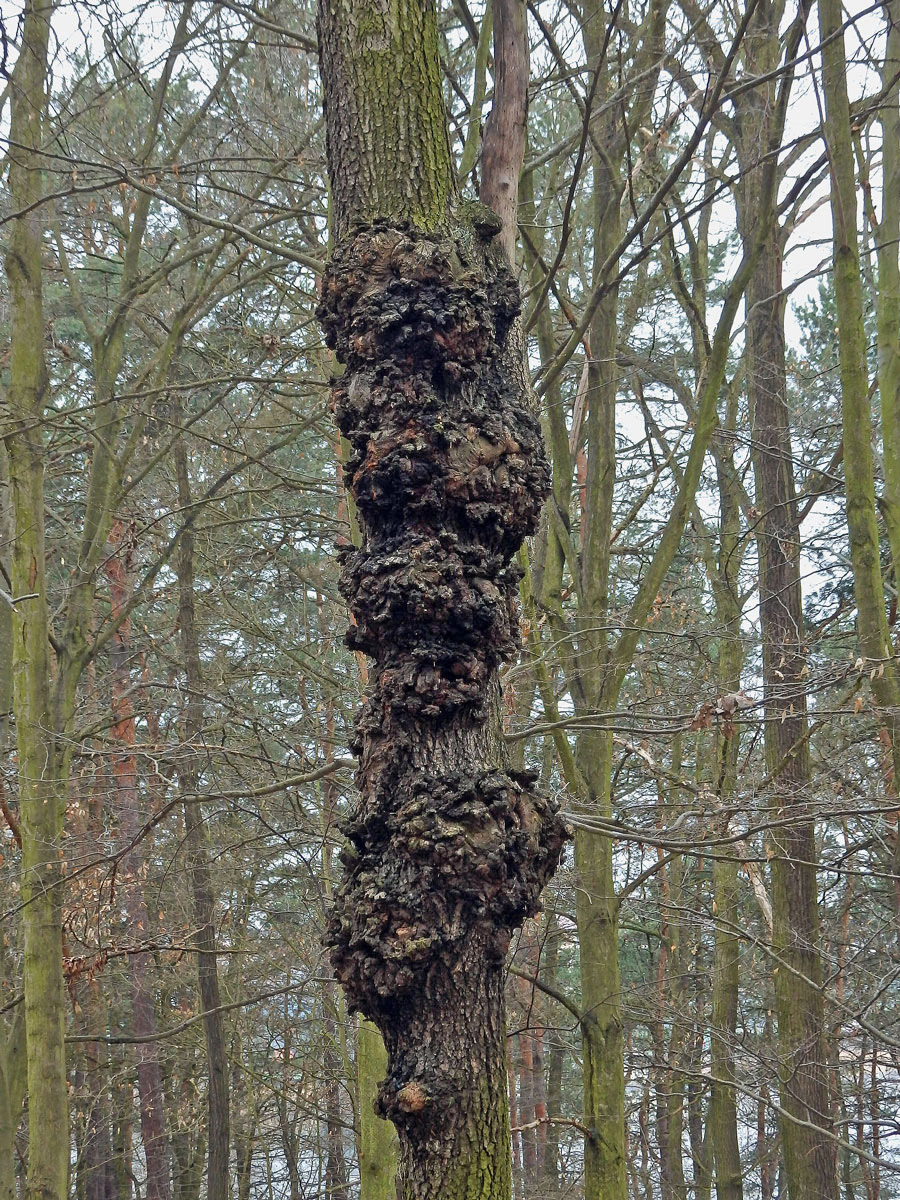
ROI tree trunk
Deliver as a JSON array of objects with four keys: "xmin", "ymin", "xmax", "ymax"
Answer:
[
  {"xmin": 0, "ymin": 448, "xmax": 26, "ymax": 1200},
  {"xmin": 0, "ymin": 1011, "xmax": 25, "ymax": 1200},
  {"xmin": 517, "ymin": 1030, "xmax": 537, "ymax": 1187},
  {"xmin": 3, "ymin": 5, "xmax": 69, "ymax": 1198},
  {"xmin": 732, "ymin": 7, "xmax": 839, "ymax": 1196},
  {"xmin": 104, "ymin": 524, "xmax": 172, "ymax": 1200},
  {"xmin": 746, "ymin": 232, "xmax": 838, "ymax": 1200},
  {"xmin": 357, "ymin": 1020, "xmax": 397, "ymax": 1200},
  {"xmin": 709, "ymin": 637, "xmax": 744, "ymax": 1200},
  {"xmin": 540, "ymin": 913, "xmax": 563, "ymax": 1196},
  {"xmin": 232, "ymin": 1056, "xmax": 255, "ymax": 1200},
  {"xmin": 323, "ymin": 992, "xmax": 351, "ymax": 1200},
  {"xmin": 819, "ymin": 0, "xmax": 900, "ymax": 774},
  {"xmin": 877, "ymin": 0, "xmax": 900, "ymax": 580},
  {"xmin": 316, "ymin": 3, "xmax": 565, "ymax": 1196},
  {"xmin": 173, "ymin": 437, "xmax": 230, "ymax": 1200},
  {"xmin": 69, "ymin": 768, "xmax": 117, "ymax": 1200}
]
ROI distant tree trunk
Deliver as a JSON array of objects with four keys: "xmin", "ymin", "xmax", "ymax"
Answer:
[
  {"xmin": 3, "ymin": 5, "xmax": 69, "ymax": 1199},
  {"xmin": 356, "ymin": 1020, "xmax": 397, "ymax": 1200},
  {"xmin": 70, "ymin": 769, "xmax": 117, "ymax": 1200},
  {"xmin": 316, "ymin": 2, "xmax": 565, "ymax": 1196},
  {"xmin": 174, "ymin": 437, "xmax": 230, "ymax": 1200},
  {"xmin": 508, "ymin": 1043, "xmax": 523, "ymax": 1200},
  {"xmin": 540, "ymin": 913, "xmax": 563, "ymax": 1196},
  {"xmin": 104, "ymin": 523, "xmax": 172, "ymax": 1200},
  {"xmin": 819, "ymin": 0, "xmax": 900, "ymax": 777},
  {"xmin": 709, "ymin": 594, "xmax": 744, "ymax": 1200},
  {"xmin": 232, "ymin": 1056, "xmax": 255, "ymax": 1200},
  {"xmin": 322, "ymin": 992, "xmax": 350, "ymax": 1200},
  {"xmin": 876, "ymin": 0, "xmax": 900, "ymax": 581},
  {"xmin": 0, "ymin": 1007, "xmax": 25, "ymax": 1200},
  {"xmin": 79, "ymin": 973, "xmax": 116, "ymax": 1200},
  {"xmin": 0, "ymin": 447, "xmax": 26, "ymax": 1200},
  {"xmin": 732, "ymin": 6, "xmax": 839, "ymax": 1197},
  {"xmin": 652, "ymin": 785, "xmax": 688, "ymax": 1200}
]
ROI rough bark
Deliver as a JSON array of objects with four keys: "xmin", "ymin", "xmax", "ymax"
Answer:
[
  {"xmin": 317, "ymin": 4, "xmax": 566, "ymax": 1196},
  {"xmin": 316, "ymin": 0, "xmax": 453, "ymax": 239}
]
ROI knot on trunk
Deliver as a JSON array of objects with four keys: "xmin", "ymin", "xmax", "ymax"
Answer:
[
  {"xmin": 325, "ymin": 768, "xmax": 566, "ymax": 1016},
  {"xmin": 339, "ymin": 536, "xmax": 521, "ymax": 716},
  {"xmin": 318, "ymin": 221, "xmax": 519, "ymax": 376},
  {"xmin": 320, "ymin": 223, "xmax": 548, "ymax": 558}
]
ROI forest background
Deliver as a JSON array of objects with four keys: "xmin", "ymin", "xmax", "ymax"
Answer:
[{"xmin": 1, "ymin": 0, "xmax": 900, "ymax": 1198}]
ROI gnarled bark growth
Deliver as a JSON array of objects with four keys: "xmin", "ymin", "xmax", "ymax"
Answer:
[{"xmin": 319, "ymin": 218, "xmax": 565, "ymax": 1195}]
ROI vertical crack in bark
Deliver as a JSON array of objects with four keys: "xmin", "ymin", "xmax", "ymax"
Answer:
[{"xmin": 319, "ymin": 219, "xmax": 567, "ymax": 1180}]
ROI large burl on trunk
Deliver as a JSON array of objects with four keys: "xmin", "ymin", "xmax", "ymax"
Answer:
[
  {"xmin": 319, "ymin": 218, "xmax": 565, "ymax": 1197},
  {"xmin": 315, "ymin": 8, "xmax": 565, "ymax": 1195}
]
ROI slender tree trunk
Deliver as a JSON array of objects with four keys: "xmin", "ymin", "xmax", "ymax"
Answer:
[
  {"xmin": 111, "ymin": 1060, "xmax": 133, "ymax": 1200},
  {"xmin": 232, "ymin": 1056, "xmax": 255, "ymax": 1200},
  {"xmin": 79, "ymin": 974, "xmax": 115, "ymax": 1200},
  {"xmin": 877, "ymin": 0, "xmax": 900, "ymax": 580},
  {"xmin": 0, "ymin": 1011, "xmax": 25, "ymax": 1200},
  {"xmin": 517, "ymin": 1028, "xmax": 537, "ymax": 1188},
  {"xmin": 69, "ymin": 766, "xmax": 116, "ymax": 1200},
  {"xmin": 731, "ymin": 8, "xmax": 839, "ymax": 1196},
  {"xmin": 104, "ymin": 524, "xmax": 172, "ymax": 1200},
  {"xmin": 357, "ymin": 1020, "xmax": 397, "ymax": 1200},
  {"xmin": 709, "ymin": 621, "xmax": 744, "ymax": 1200},
  {"xmin": 540, "ymin": 912, "xmax": 563, "ymax": 1196},
  {"xmin": 173, "ymin": 438, "xmax": 229, "ymax": 1200},
  {"xmin": 3, "ymin": 5, "xmax": 69, "ymax": 1198},
  {"xmin": 0, "ymin": 448, "xmax": 26, "ymax": 1200},
  {"xmin": 820, "ymin": 0, "xmax": 900, "ymax": 773},
  {"xmin": 508, "ymin": 1042, "xmax": 523, "ymax": 1200},
  {"xmin": 317, "ymin": 3, "xmax": 565, "ymax": 1196},
  {"xmin": 323, "ymin": 991, "xmax": 350, "ymax": 1200},
  {"xmin": 746, "ymin": 230, "xmax": 838, "ymax": 1199}
]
